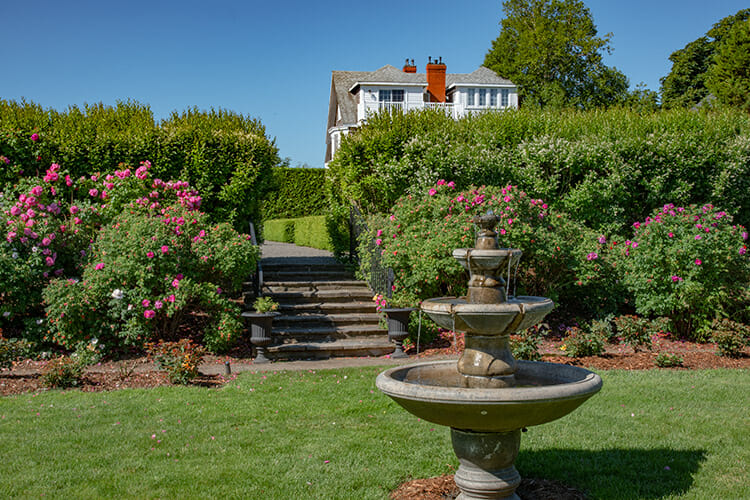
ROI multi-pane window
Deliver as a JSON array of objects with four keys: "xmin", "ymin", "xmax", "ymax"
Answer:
[
  {"xmin": 490, "ymin": 89, "xmax": 498, "ymax": 106},
  {"xmin": 467, "ymin": 88, "xmax": 475, "ymax": 106},
  {"xmin": 478, "ymin": 89, "xmax": 487, "ymax": 106},
  {"xmin": 379, "ymin": 89, "xmax": 404, "ymax": 102},
  {"xmin": 501, "ymin": 89, "xmax": 509, "ymax": 107}
]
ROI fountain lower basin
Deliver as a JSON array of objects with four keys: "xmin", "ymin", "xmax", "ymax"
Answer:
[{"xmin": 376, "ymin": 360, "xmax": 602, "ymax": 433}]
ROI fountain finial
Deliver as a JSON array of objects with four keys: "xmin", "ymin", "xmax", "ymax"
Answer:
[{"xmin": 471, "ymin": 211, "xmax": 500, "ymax": 250}]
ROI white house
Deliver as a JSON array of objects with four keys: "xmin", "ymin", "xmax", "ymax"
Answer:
[{"xmin": 325, "ymin": 57, "xmax": 518, "ymax": 165}]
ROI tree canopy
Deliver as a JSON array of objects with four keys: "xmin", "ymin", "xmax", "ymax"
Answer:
[
  {"xmin": 660, "ymin": 8, "xmax": 750, "ymax": 109},
  {"xmin": 483, "ymin": 0, "xmax": 629, "ymax": 109},
  {"xmin": 705, "ymin": 19, "xmax": 750, "ymax": 112}
]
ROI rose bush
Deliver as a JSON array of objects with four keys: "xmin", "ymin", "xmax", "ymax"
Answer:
[
  {"xmin": 607, "ymin": 204, "xmax": 750, "ymax": 340},
  {"xmin": 359, "ymin": 181, "xmax": 620, "ymax": 320},
  {"xmin": 43, "ymin": 203, "xmax": 256, "ymax": 353}
]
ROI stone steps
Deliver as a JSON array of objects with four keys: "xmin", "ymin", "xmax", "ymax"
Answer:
[{"xmin": 249, "ymin": 256, "xmax": 391, "ymax": 359}]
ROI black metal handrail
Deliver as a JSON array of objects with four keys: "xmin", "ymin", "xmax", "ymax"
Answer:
[
  {"xmin": 349, "ymin": 205, "xmax": 394, "ymax": 298},
  {"xmin": 248, "ymin": 221, "xmax": 263, "ymax": 298}
]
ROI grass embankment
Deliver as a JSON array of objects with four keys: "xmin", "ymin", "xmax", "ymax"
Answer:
[{"xmin": 1, "ymin": 368, "xmax": 748, "ymax": 499}]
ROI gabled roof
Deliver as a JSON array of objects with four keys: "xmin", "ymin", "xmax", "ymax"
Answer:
[
  {"xmin": 446, "ymin": 67, "xmax": 514, "ymax": 88},
  {"xmin": 329, "ymin": 65, "xmax": 515, "ymax": 127}
]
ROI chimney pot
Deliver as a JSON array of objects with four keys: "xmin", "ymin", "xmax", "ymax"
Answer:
[{"xmin": 425, "ymin": 56, "xmax": 447, "ymax": 103}]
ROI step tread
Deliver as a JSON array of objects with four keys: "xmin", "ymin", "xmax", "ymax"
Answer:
[
  {"xmin": 273, "ymin": 324, "xmax": 386, "ymax": 335},
  {"xmin": 267, "ymin": 337, "xmax": 394, "ymax": 354}
]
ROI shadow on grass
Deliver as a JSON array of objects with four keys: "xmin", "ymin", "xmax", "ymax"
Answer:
[{"xmin": 517, "ymin": 447, "xmax": 706, "ymax": 499}]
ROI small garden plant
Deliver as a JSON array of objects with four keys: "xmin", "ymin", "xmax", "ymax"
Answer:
[
  {"xmin": 253, "ymin": 296, "xmax": 279, "ymax": 314},
  {"xmin": 146, "ymin": 339, "xmax": 206, "ymax": 384},
  {"xmin": 654, "ymin": 352, "xmax": 684, "ymax": 368},
  {"xmin": 614, "ymin": 315, "xmax": 654, "ymax": 352},
  {"xmin": 711, "ymin": 319, "xmax": 750, "ymax": 358},
  {"xmin": 511, "ymin": 326, "xmax": 544, "ymax": 361},
  {"xmin": 560, "ymin": 326, "xmax": 606, "ymax": 358}
]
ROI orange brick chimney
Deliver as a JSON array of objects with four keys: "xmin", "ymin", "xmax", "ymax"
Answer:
[
  {"xmin": 403, "ymin": 58, "xmax": 416, "ymax": 73},
  {"xmin": 425, "ymin": 56, "xmax": 446, "ymax": 102}
]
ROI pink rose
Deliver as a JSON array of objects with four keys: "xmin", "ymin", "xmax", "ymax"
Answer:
[
  {"xmin": 142, "ymin": 299, "xmax": 151, "ymax": 307},
  {"xmin": 144, "ymin": 310, "xmax": 156, "ymax": 319},
  {"xmin": 89, "ymin": 188, "xmax": 98, "ymax": 197},
  {"xmin": 30, "ymin": 133, "xmax": 39, "ymax": 142},
  {"xmin": 171, "ymin": 279, "xmax": 180, "ymax": 288},
  {"xmin": 70, "ymin": 205, "xmax": 79, "ymax": 214},
  {"xmin": 161, "ymin": 245, "xmax": 169, "ymax": 254},
  {"xmin": 167, "ymin": 294, "xmax": 176, "ymax": 303},
  {"xmin": 146, "ymin": 251, "xmax": 155, "ymax": 259},
  {"xmin": 154, "ymin": 300, "xmax": 163, "ymax": 310},
  {"xmin": 95, "ymin": 262, "xmax": 105, "ymax": 270}
]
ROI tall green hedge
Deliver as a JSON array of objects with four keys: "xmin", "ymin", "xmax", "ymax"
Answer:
[
  {"xmin": 262, "ymin": 167, "xmax": 326, "ymax": 219},
  {"xmin": 0, "ymin": 99, "xmax": 280, "ymax": 229},
  {"xmin": 327, "ymin": 108, "xmax": 750, "ymax": 238}
]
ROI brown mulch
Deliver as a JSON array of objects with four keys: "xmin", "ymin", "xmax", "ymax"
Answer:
[{"xmin": 390, "ymin": 474, "xmax": 586, "ymax": 500}]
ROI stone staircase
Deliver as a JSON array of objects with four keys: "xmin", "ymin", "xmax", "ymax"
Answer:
[{"xmin": 252, "ymin": 256, "xmax": 392, "ymax": 359}]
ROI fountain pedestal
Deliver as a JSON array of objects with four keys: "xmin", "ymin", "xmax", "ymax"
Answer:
[{"xmin": 452, "ymin": 429, "xmax": 521, "ymax": 500}]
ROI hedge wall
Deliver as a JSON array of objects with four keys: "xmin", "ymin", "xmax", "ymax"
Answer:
[
  {"xmin": 262, "ymin": 167, "xmax": 327, "ymax": 219},
  {"xmin": 0, "ymin": 99, "xmax": 280, "ymax": 229},
  {"xmin": 264, "ymin": 216, "xmax": 332, "ymax": 251},
  {"xmin": 326, "ymin": 108, "xmax": 750, "ymax": 237}
]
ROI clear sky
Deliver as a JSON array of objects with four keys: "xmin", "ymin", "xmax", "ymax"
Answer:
[{"xmin": 1, "ymin": 0, "xmax": 747, "ymax": 169}]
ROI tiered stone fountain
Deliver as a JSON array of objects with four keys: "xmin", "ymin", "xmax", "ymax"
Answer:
[{"xmin": 376, "ymin": 212, "xmax": 602, "ymax": 500}]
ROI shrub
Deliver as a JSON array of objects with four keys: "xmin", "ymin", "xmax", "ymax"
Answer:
[
  {"xmin": 561, "ymin": 326, "xmax": 606, "ymax": 358},
  {"xmin": 511, "ymin": 326, "xmax": 544, "ymax": 361},
  {"xmin": 611, "ymin": 204, "xmax": 750, "ymax": 340},
  {"xmin": 359, "ymin": 182, "xmax": 619, "ymax": 318},
  {"xmin": 587, "ymin": 317, "xmax": 616, "ymax": 343},
  {"xmin": 253, "ymin": 296, "xmax": 279, "ymax": 314},
  {"xmin": 614, "ymin": 315, "xmax": 653, "ymax": 352},
  {"xmin": 40, "ymin": 356, "xmax": 84, "ymax": 388},
  {"xmin": 147, "ymin": 339, "xmax": 206, "ymax": 384},
  {"xmin": 654, "ymin": 352, "xmax": 684, "ymax": 368},
  {"xmin": 327, "ymin": 107, "xmax": 750, "ymax": 234},
  {"xmin": 711, "ymin": 319, "xmax": 750, "ymax": 357},
  {"xmin": 43, "ymin": 204, "xmax": 258, "ymax": 353},
  {"xmin": 0, "ymin": 100, "xmax": 281, "ymax": 231}
]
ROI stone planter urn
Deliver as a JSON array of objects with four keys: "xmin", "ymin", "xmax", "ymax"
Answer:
[
  {"xmin": 382, "ymin": 307, "xmax": 415, "ymax": 358},
  {"xmin": 242, "ymin": 311, "xmax": 280, "ymax": 364}
]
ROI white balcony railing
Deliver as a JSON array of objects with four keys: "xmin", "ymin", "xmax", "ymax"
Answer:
[{"xmin": 367, "ymin": 101, "xmax": 459, "ymax": 119}]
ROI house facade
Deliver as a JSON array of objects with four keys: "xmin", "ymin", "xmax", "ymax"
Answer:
[{"xmin": 325, "ymin": 58, "xmax": 518, "ymax": 165}]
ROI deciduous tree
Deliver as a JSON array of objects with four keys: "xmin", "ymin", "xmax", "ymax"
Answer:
[{"xmin": 484, "ymin": 0, "xmax": 629, "ymax": 109}]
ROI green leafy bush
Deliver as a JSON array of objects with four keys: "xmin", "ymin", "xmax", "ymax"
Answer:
[
  {"xmin": 43, "ymin": 204, "xmax": 258, "ymax": 353},
  {"xmin": 359, "ymin": 181, "xmax": 619, "ymax": 319},
  {"xmin": 328, "ymin": 107, "xmax": 750, "ymax": 239},
  {"xmin": 0, "ymin": 100, "xmax": 281, "ymax": 230},
  {"xmin": 611, "ymin": 204, "xmax": 750, "ymax": 340},
  {"xmin": 711, "ymin": 319, "xmax": 750, "ymax": 357},
  {"xmin": 263, "ymin": 218, "xmax": 296, "ymax": 242},
  {"xmin": 146, "ymin": 339, "xmax": 206, "ymax": 384},
  {"xmin": 561, "ymin": 326, "xmax": 606, "ymax": 357}
]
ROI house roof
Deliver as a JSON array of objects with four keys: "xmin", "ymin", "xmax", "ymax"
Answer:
[{"xmin": 329, "ymin": 65, "xmax": 515, "ymax": 127}]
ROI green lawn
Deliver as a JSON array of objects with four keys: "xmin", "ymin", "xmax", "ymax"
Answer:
[{"xmin": 1, "ymin": 368, "xmax": 748, "ymax": 499}]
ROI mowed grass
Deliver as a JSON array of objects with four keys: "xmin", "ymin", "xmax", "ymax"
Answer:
[{"xmin": 0, "ymin": 367, "xmax": 748, "ymax": 499}]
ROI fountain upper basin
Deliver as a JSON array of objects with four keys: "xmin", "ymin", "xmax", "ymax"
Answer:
[
  {"xmin": 376, "ymin": 360, "xmax": 602, "ymax": 432},
  {"xmin": 421, "ymin": 296, "xmax": 554, "ymax": 335}
]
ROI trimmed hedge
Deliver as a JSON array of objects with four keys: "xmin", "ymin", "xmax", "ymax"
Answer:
[
  {"xmin": 0, "ymin": 99, "xmax": 280, "ymax": 230},
  {"xmin": 262, "ymin": 167, "xmax": 327, "ymax": 219},
  {"xmin": 326, "ymin": 107, "xmax": 750, "ymax": 239},
  {"xmin": 264, "ymin": 216, "xmax": 332, "ymax": 251}
]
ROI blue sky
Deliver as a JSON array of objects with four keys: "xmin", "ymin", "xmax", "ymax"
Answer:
[{"xmin": 2, "ymin": 0, "xmax": 746, "ymax": 169}]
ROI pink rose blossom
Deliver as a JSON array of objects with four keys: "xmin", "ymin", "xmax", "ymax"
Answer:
[
  {"xmin": 429, "ymin": 188, "xmax": 437, "ymax": 196},
  {"xmin": 161, "ymin": 245, "xmax": 169, "ymax": 254},
  {"xmin": 30, "ymin": 133, "xmax": 39, "ymax": 142},
  {"xmin": 171, "ymin": 279, "xmax": 180, "ymax": 288},
  {"xmin": 154, "ymin": 300, "xmax": 164, "ymax": 310},
  {"xmin": 89, "ymin": 188, "xmax": 99, "ymax": 197},
  {"xmin": 142, "ymin": 299, "xmax": 151, "ymax": 307},
  {"xmin": 94, "ymin": 262, "xmax": 105, "ymax": 270},
  {"xmin": 70, "ymin": 205, "xmax": 79, "ymax": 214},
  {"xmin": 167, "ymin": 294, "xmax": 176, "ymax": 303},
  {"xmin": 694, "ymin": 259, "xmax": 702, "ymax": 265},
  {"xmin": 144, "ymin": 310, "xmax": 156, "ymax": 319}
]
